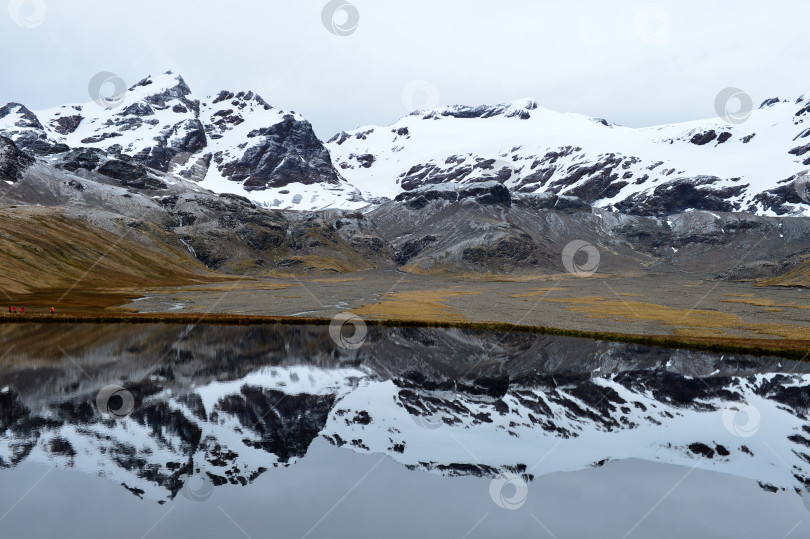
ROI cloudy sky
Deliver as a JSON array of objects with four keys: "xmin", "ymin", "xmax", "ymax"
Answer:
[{"xmin": 2, "ymin": 0, "xmax": 808, "ymax": 138}]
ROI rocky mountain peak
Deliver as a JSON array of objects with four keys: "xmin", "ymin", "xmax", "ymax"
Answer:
[
  {"xmin": 210, "ymin": 89, "xmax": 272, "ymax": 111},
  {"xmin": 129, "ymin": 71, "xmax": 193, "ymax": 100},
  {"xmin": 0, "ymin": 102, "xmax": 66, "ymax": 155},
  {"xmin": 417, "ymin": 97, "xmax": 540, "ymax": 121},
  {"xmin": 0, "ymin": 102, "xmax": 44, "ymax": 130},
  {"xmin": 0, "ymin": 71, "xmax": 359, "ymax": 210}
]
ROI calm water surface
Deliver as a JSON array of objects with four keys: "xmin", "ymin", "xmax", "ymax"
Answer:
[{"xmin": 1, "ymin": 323, "xmax": 809, "ymax": 538}]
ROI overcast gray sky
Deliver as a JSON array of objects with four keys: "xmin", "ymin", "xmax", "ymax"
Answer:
[{"xmin": 2, "ymin": 0, "xmax": 808, "ymax": 139}]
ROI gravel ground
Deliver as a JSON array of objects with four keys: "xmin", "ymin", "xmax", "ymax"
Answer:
[{"xmin": 122, "ymin": 270, "xmax": 810, "ymax": 340}]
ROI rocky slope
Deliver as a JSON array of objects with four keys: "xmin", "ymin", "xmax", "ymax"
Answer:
[
  {"xmin": 0, "ymin": 134, "xmax": 391, "ymax": 286},
  {"xmin": 2, "ymin": 324, "xmax": 809, "ymax": 503},
  {"xmin": 366, "ymin": 182, "xmax": 810, "ymax": 278},
  {"xmin": 328, "ymin": 96, "xmax": 810, "ymax": 216},
  {"xmin": 1, "ymin": 136, "xmax": 809, "ymax": 283}
]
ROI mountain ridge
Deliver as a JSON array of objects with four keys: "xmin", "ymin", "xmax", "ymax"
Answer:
[
  {"xmin": 3, "ymin": 72, "xmax": 810, "ymax": 216},
  {"xmin": 327, "ymin": 92, "xmax": 810, "ymax": 216}
]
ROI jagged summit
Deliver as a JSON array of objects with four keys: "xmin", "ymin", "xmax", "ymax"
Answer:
[
  {"xmin": 0, "ymin": 71, "xmax": 357, "ymax": 210},
  {"xmin": 411, "ymin": 98, "xmax": 541, "ymax": 120},
  {"xmin": 129, "ymin": 70, "xmax": 190, "ymax": 93}
]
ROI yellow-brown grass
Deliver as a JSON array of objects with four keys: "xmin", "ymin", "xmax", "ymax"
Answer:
[
  {"xmin": 352, "ymin": 288, "xmax": 482, "ymax": 322},
  {"xmin": 531, "ymin": 295, "xmax": 810, "ymax": 340},
  {"xmin": 0, "ymin": 207, "xmax": 237, "ymax": 313},
  {"xmin": 759, "ymin": 256, "xmax": 810, "ymax": 287},
  {"xmin": 721, "ymin": 297, "xmax": 810, "ymax": 310},
  {"xmin": 288, "ymin": 255, "xmax": 374, "ymax": 273}
]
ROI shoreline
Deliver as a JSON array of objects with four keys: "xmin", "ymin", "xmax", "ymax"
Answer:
[{"xmin": 2, "ymin": 312, "xmax": 809, "ymax": 360}]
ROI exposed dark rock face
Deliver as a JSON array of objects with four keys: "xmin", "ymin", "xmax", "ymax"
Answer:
[
  {"xmin": 97, "ymin": 158, "xmax": 149, "ymax": 183},
  {"xmin": 95, "ymin": 158, "xmax": 167, "ymax": 191},
  {"xmin": 513, "ymin": 192, "xmax": 591, "ymax": 213},
  {"xmin": 327, "ymin": 131, "xmax": 352, "ymax": 145},
  {"xmin": 133, "ymin": 118, "xmax": 207, "ymax": 172},
  {"xmin": 218, "ymin": 115, "xmax": 342, "ymax": 190},
  {"xmin": 459, "ymin": 182, "xmax": 511, "ymax": 206},
  {"xmin": 717, "ymin": 132, "xmax": 733, "ymax": 144},
  {"xmin": 51, "ymin": 114, "xmax": 83, "ymax": 135},
  {"xmin": 0, "ymin": 136, "xmax": 35, "ymax": 183},
  {"xmin": 350, "ymin": 153, "xmax": 375, "ymax": 168},
  {"xmin": 690, "ymin": 130, "xmax": 718, "ymax": 146},
  {"xmin": 554, "ymin": 154, "xmax": 625, "ymax": 202},
  {"xmin": 789, "ymin": 144, "xmax": 810, "ymax": 157},
  {"xmin": 760, "ymin": 97, "xmax": 781, "ymax": 108},
  {"xmin": 750, "ymin": 179, "xmax": 807, "ymax": 215},
  {"xmin": 395, "ymin": 235, "xmax": 438, "ymax": 265},
  {"xmin": 615, "ymin": 177, "xmax": 746, "ymax": 216},
  {"xmin": 55, "ymin": 147, "xmax": 105, "ymax": 172},
  {"xmin": 395, "ymin": 181, "xmax": 511, "ymax": 208},
  {"xmin": 513, "ymin": 147, "xmax": 582, "ymax": 192},
  {"xmin": 462, "ymin": 233, "xmax": 539, "ymax": 268}
]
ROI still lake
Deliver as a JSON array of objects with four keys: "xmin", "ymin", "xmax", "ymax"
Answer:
[{"xmin": 1, "ymin": 323, "xmax": 809, "ymax": 538}]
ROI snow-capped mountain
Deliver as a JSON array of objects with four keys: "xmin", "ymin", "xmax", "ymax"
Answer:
[
  {"xmin": 327, "ymin": 96, "xmax": 810, "ymax": 216},
  {"xmin": 4, "ymin": 72, "xmax": 810, "ymax": 216},
  {"xmin": 0, "ymin": 71, "xmax": 362, "ymax": 210}
]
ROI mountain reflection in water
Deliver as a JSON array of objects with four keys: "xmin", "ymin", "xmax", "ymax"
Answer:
[{"xmin": 1, "ymin": 323, "xmax": 809, "ymax": 508}]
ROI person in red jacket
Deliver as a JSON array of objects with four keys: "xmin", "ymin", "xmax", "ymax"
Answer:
[
  {"xmin": 20, "ymin": 307, "xmax": 24, "ymax": 314},
  {"xmin": 50, "ymin": 307, "xmax": 55, "ymax": 314},
  {"xmin": 12, "ymin": 307, "xmax": 16, "ymax": 313}
]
